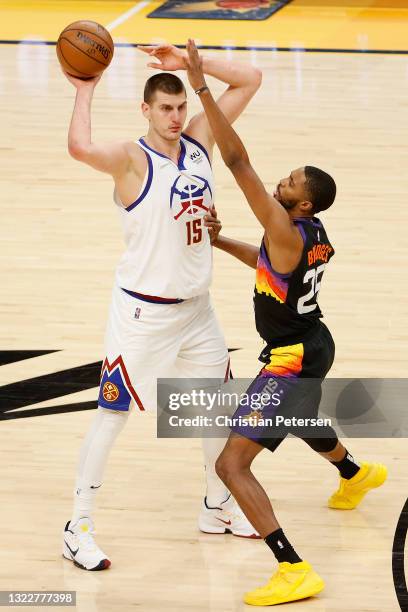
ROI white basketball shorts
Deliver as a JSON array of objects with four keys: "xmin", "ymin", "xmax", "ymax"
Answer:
[{"xmin": 98, "ymin": 284, "xmax": 230, "ymax": 412}]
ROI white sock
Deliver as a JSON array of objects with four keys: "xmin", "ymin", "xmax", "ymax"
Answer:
[
  {"xmin": 71, "ymin": 407, "xmax": 129, "ymax": 524},
  {"xmin": 201, "ymin": 437, "xmax": 229, "ymax": 507}
]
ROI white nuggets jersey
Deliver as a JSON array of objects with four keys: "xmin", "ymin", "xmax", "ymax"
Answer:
[{"xmin": 114, "ymin": 133, "xmax": 214, "ymax": 300}]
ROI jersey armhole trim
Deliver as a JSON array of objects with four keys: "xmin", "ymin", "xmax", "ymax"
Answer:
[
  {"xmin": 260, "ymin": 241, "xmax": 292, "ymax": 280},
  {"xmin": 181, "ymin": 132, "xmax": 211, "ymax": 166},
  {"xmin": 294, "ymin": 220, "xmax": 307, "ymax": 245},
  {"xmin": 125, "ymin": 149, "xmax": 153, "ymax": 212}
]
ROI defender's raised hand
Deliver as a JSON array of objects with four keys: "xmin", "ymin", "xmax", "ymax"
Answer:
[
  {"xmin": 137, "ymin": 44, "xmax": 187, "ymax": 71},
  {"xmin": 185, "ymin": 39, "xmax": 206, "ymax": 91}
]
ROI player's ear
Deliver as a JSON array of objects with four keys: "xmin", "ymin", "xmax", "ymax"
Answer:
[
  {"xmin": 300, "ymin": 200, "xmax": 313, "ymax": 214},
  {"xmin": 141, "ymin": 101, "xmax": 150, "ymax": 120}
]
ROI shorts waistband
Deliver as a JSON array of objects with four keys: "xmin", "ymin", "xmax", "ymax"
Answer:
[{"xmin": 121, "ymin": 288, "xmax": 184, "ymax": 304}]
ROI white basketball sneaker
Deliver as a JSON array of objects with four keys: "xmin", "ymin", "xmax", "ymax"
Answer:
[
  {"xmin": 198, "ymin": 495, "xmax": 260, "ymax": 539},
  {"xmin": 62, "ymin": 517, "xmax": 111, "ymax": 571}
]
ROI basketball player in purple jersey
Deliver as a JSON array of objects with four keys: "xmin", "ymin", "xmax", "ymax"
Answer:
[
  {"xmin": 186, "ymin": 39, "xmax": 387, "ymax": 606},
  {"xmin": 61, "ymin": 43, "xmax": 262, "ymax": 571}
]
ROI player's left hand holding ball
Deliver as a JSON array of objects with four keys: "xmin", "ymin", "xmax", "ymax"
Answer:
[{"xmin": 138, "ymin": 43, "xmax": 187, "ymax": 71}]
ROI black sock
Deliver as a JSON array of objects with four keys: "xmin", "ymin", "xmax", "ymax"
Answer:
[
  {"xmin": 264, "ymin": 528, "xmax": 302, "ymax": 564},
  {"xmin": 332, "ymin": 450, "xmax": 360, "ymax": 479}
]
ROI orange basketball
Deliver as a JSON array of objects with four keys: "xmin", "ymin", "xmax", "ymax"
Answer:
[{"xmin": 56, "ymin": 20, "xmax": 114, "ymax": 79}]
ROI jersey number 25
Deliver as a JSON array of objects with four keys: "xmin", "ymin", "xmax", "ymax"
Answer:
[{"xmin": 297, "ymin": 264, "xmax": 325, "ymax": 314}]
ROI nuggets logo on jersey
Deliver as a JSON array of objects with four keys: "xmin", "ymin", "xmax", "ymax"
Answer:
[
  {"xmin": 115, "ymin": 134, "xmax": 215, "ymax": 300},
  {"xmin": 170, "ymin": 174, "xmax": 212, "ymax": 221}
]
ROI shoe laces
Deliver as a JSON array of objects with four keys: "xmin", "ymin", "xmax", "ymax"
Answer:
[
  {"xmin": 221, "ymin": 503, "xmax": 247, "ymax": 524},
  {"xmin": 337, "ymin": 480, "xmax": 346, "ymax": 493},
  {"xmin": 267, "ymin": 565, "xmax": 304, "ymax": 589},
  {"xmin": 271, "ymin": 566, "xmax": 291, "ymax": 585},
  {"xmin": 253, "ymin": 567, "xmax": 289, "ymax": 594},
  {"xmin": 336, "ymin": 479, "xmax": 353, "ymax": 501},
  {"xmin": 73, "ymin": 523, "xmax": 98, "ymax": 552}
]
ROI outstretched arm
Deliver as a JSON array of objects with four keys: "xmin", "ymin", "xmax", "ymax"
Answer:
[
  {"xmin": 204, "ymin": 205, "xmax": 258, "ymax": 268},
  {"xmin": 185, "ymin": 40, "xmax": 299, "ymax": 251},
  {"xmin": 213, "ymin": 236, "xmax": 259, "ymax": 269},
  {"xmin": 138, "ymin": 43, "xmax": 262, "ymax": 150},
  {"xmin": 64, "ymin": 72, "xmax": 130, "ymax": 177}
]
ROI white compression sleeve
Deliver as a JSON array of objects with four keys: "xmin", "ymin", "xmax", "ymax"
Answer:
[{"xmin": 71, "ymin": 407, "xmax": 129, "ymax": 524}]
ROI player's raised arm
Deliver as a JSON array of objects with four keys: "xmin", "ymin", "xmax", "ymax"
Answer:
[
  {"xmin": 64, "ymin": 71, "xmax": 131, "ymax": 177},
  {"xmin": 185, "ymin": 40, "xmax": 298, "ymax": 248},
  {"xmin": 138, "ymin": 42, "xmax": 262, "ymax": 150}
]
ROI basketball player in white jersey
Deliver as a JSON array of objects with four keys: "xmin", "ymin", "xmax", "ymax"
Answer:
[{"xmin": 61, "ymin": 43, "xmax": 262, "ymax": 570}]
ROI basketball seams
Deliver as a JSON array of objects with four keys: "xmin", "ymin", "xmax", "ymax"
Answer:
[
  {"xmin": 60, "ymin": 28, "xmax": 113, "ymax": 50},
  {"xmin": 62, "ymin": 21, "xmax": 112, "ymax": 36},
  {"xmin": 57, "ymin": 43, "xmax": 92, "ymax": 77},
  {"xmin": 59, "ymin": 36, "xmax": 109, "ymax": 69},
  {"xmin": 56, "ymin": 20, "xmax": 114, "ymax": 79}
]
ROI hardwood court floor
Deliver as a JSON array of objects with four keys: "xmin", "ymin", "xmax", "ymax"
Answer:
[
  {"xmin": 0, "ymin": 35, "xmax": 407, "ymax": 612},
  {"xmin": 2, "ymin": 0, "xmax": 408, "ymax": 51}
]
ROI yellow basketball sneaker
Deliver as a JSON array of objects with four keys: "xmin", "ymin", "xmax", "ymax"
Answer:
[
  {"xmin": 328, "ymin": 461, "xmax": 387, "ymax": 510},
  {"xmin": 244, "ymin": 561, "xmax": 325, "ymax": 606}
]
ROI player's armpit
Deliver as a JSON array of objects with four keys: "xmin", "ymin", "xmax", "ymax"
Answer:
[{"xmin": 68, "ymin": 140, "xmax": 133, "ymax": 176}]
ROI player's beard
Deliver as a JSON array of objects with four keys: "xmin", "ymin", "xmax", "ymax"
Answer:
[
  {"xmin": 274, "ymin": 187, "xmax": 296, "ymax": 210},
  {"xmin": 279, "ymin": 197, "xmax": 297, "ymax": 211}
]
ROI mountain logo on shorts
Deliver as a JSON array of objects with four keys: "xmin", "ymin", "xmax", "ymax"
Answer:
[
  {"xmin": 102, "ymin": 381, "xmax": 120, "ymax": 402},
  {"xmin": 98, "ymin": 356, "xmax": 145, "ymax": 411},
  {"xmin": 170, "ymin": 174, "xmax": 212, "ymax": 221}
]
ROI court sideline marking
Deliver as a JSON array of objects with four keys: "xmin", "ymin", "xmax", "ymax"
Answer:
[
  {"xmin": 105, "ymin": 0, "xmax": 154, "ymax": 32},
  {"xmin": 0, "ymin": 40, "xmax": 407, "ymax": 55}
]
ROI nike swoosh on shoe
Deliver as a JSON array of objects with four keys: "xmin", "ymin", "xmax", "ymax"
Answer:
[
  {"xmin": 216, "ymin": 518, "xmax": 232, "ymax": 525},
  {"xmin": 65, "ymin": 541, "xmax": 79, "ymax": 557}
]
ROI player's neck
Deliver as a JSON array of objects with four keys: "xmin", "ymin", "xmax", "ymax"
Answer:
[
  {"xmin": 288, "ymin": 210, "xmax": 313, "ymax": 221},
  {"xmin": 144, "ymin": 130, "xmax": 181, "ymax": 164}
]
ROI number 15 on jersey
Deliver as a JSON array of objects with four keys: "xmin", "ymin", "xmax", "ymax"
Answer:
[{"xmin": 186, "ymin": 219, "xmax": 203, "ymax": 245}]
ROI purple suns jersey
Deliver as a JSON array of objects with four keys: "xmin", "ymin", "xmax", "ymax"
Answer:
[
  {"xmin": 254, "ymin": 217, "xmax": 335, "ymax": 347},
  {"xmin": 114, "ymin": 134, "xmax": 214, "ymax": 300}
]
